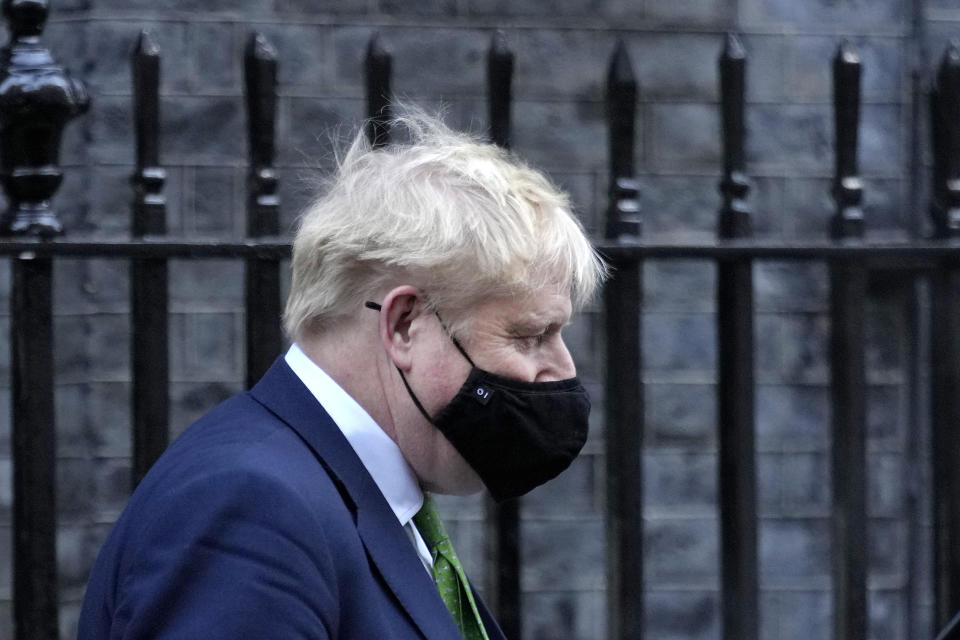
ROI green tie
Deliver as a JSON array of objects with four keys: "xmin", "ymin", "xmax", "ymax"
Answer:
[{"xmin": 413, "ymin": 494, "xmax": 491, "ymax": 640}]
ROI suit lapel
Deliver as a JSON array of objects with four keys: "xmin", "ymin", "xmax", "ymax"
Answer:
[{"xmin": 250, "ymin": 358, "xmax": 463, "ymax": 639}]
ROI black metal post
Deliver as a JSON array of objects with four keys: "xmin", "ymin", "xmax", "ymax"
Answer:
[
  {"xmin": 244, "ymin": 33, "xmax": 282, "ymax": 389},
  {"xmin": 604, "ymin": 39, "xmax": 643, "ymax": 640},
  {"xmin": 829, "ymin": 41, "xmax": 868, "ymax": 640},
  {"xmin": 12, "ymin": 255, "xmax": 56, "ymax": 640},
  {"xmin": 930, "ymin": 42, "xmax": 960, "ymax": 632},
  {"xmin": 0, "ymin": 0, "xmax": 88, "ymax": 236},
  {"xmin": 365, "ymin": 33, "xmax": 391, "ymax": 149},
  {"xmin": 716, "ymin": 32, "xmax": 758, "ymax": 640},
  {"xmin": 131, "ymin": 30, "xmax": 169, "ymax": 487},
  {"xmin": 481, "ymin": 29, "xmax": 521, "ymax": 640}
]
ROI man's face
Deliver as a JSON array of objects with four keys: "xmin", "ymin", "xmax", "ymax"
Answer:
[{"xmin": 394, "ymin": 286, "xmax": 576, "ymax": 495}]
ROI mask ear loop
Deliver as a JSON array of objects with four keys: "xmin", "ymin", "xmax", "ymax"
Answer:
[{"xmin": 364, "ymin": 300, "xmax": 475, "ymax": 424}]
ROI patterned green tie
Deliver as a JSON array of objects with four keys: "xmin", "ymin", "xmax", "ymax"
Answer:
[{"xmin": 413, "ymin": 494, "xmax": 490, "ymax": 640}]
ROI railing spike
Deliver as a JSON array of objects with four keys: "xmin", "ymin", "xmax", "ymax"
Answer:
[
  {"xmin": 718, "ymin": 32, "xmax": 751, "ymax": 239},
  {"xmin": 605, "ymin": 39, "xmax": 640, "ymax": 241},
  {"xmin": 931, "ymin": 42, "xmax": 960, "ymax": 238},
  {"xmin": 365, "ymin": 32, "xmax": 392, "ymax": 148},
  {"xmin": 831, "ymin": 40, "xmax": 864, "ymax": 239},
  {"xmin": 487, "ymin": 30, "xmax": 513, "ymax": 149}
]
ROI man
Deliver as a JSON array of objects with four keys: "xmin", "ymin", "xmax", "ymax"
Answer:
[{"xmin": 78, "ymin": 113, "xmax": 606, "ymax": 639}]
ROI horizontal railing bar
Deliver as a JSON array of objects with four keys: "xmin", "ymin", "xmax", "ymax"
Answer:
[{"xmin": 0, "ymin": 238, "xmax": 958, "ymax": 262}]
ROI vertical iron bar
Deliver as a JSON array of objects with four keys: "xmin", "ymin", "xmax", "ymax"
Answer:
[
  {"xmin": 483, "ymin": 29, "xmax": 521, "ymax": 640},
  {"xmin": 604, "ymin": 39, "xmax": 643, "ymax": 640},
  {"xmin": 244, "ymin": 33, "xmax": 282, "ymax": 389},
  {"xmin": 131, "ymin": 30, "xmax": 169, "ymax": 487},
  {"xmin": 830, "ymin": 41, "xmax": 868, "ymax": 640},
  {"xmin": 930, "ymin": 42, "xmax": 960, "ymax": 632},
  {"xmin": 365, "ymin": 33, "xmax": 392, "ymax": 148},
  {"xmin": 716, "ymin": 33, "xmax": 758, "ymax": 640},
  {"xmin": 12, "ymin": 255, "xmax": 58, "ymax": 640},
  {"xmin": 831, "ymin": 42, "xmax": 865, "ymax": 240}
]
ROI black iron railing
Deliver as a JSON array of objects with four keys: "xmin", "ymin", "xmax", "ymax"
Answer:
[{"xmin": 2, "ymin": 2, "xmax": 959, "ymax": 640}]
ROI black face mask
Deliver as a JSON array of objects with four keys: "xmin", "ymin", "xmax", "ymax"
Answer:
[{"xmin": 366, "ymin": 301, "xmax": 591, "ymax": 502}]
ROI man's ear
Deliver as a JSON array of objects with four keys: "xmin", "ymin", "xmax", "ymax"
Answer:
[{"xmin": 378, "ymin": 285, "xmax": 426, "ymax": 372}]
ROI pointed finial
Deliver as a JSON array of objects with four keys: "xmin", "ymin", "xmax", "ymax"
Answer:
[
  {"xmin": 722, "ymin": 32, "xmax": 746, "ymax": 60},
  {"xmin": 608, "ymin": 39, "xmax": 636, "ymax": 88},
  {"xmin": 135, "ymin": 29, "xmax": 159, "ymax": 57},
  {"xmin": 248, "ymin": 31, "xmax": 277, "ymax": 61},
  {"xmin": 835, "ymin": 40, "xmax": 861, "ymax": 66}
]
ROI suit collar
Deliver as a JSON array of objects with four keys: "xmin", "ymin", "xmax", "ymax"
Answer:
[{"xmin": 249, "ymin": 357, "xmax": 464, "ymax": 639}]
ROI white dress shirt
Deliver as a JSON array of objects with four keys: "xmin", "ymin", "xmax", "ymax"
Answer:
[{"xmin": 284, "ymin": 344, "xmax": 434, "ymax": 573}]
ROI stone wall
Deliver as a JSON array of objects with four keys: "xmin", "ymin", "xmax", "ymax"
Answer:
[{"xmin": 0, "ymin": 0, "xmax": 952, "ymax": 638}]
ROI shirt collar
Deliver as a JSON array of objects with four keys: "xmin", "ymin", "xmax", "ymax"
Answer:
[{"xmin": 284, "ymin": 343, "xmax": 424, "ymax": 525}]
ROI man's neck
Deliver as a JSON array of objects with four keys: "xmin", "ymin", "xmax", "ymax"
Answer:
[{"xmin": 297, "ymin": 326, "xmax": 398, "ymax": 443}]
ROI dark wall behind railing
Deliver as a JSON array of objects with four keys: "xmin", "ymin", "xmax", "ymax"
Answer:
[{"xmin": 0, "ymin": 1, "xmax": 958, "ymax": 640}]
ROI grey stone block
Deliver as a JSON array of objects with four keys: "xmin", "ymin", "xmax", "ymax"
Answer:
[
  {"xmin": 644, "ymin": 0, "xmax": 729, "ymax": 25},
  {"xmin": 644, "ymin": 517, "xmax": 719, "ymax": 583},
  {"xmin": 512, "ymin": 100, "xmax": 606, "ymax": 172},
  {"xmin": 370, "ymin": 28, "xmax": 488, "ymax": 97},
  {"xmin": 780, "ymin": 177, "xmax": 834, "ymax": 237},
  {"xmin": 868, "ymin": 384, "xmax": 903, "ymax": 444},
  {"xmin": 163, "ymin": 96, "xmax": 245, "ymax": 165},
  {"xmin": 762, "ymin": 589, "xmax": 831, "ymax": 639},
  {"xmin": 861, "ymin": 105, "xmax": 903, "ymax": 176},
  {"xmin": 189, "ymin": 22, "xmax": 238, "ymax": 93},
  {"xmin": 522, "ymin": 590, "xmax": 606, "ymax": 640},
  {"xmin": 784, "ymin": 36, "xmax": 904, "ymax": 101},
  {"xmin": 740, "ymin": 34, "xmax": 786, "ymax": 102},
  {"xmin": 53, "ymin": 313, "xmax": 131, "ymax": 381},
  {"xmin": 862, "ymin": 178, "xmax": 907, "ymax": 234},
  {"xmin": 86, "ymin": 21, "xmax": 190, "ymax": 95},
  {"xmin": 169, "ymin": 259, "xmax": 244, "ymax": 304},
  {"xmin": 280, "ymin": 97, "xmax": 363, "ymax": 167},
  {"xmin": 510, "ymin": 30, "xmax": 608, "ymax": 101},
  {"xmin": 59, "ymin": 382, "xmax": 131, "ymax": 457},
  {"xmin": 246, "ymin": 23, "xmax": 331, "ymax": 91},
  {"xmin": 871, "ymin": 589, "xmax": 907, "ymax": 640},
  {"xmin": 758, "ymin": 451, "xmax": 829, "ymax": 516},
  {"xmin": 552, "ymin": 172, "xmax": 598, "ymax": 235},
  {"xmin": 626, "ymin": 33, "xmax": 723, "ymax": 101},
  {"xmin": 379, "ymin": 0, "xmax": 458, "ymax": 16},
  {"xmin": 522, "ymin": 519, "xmax": 605, "ymax": 590},
  {"xmin": 169, "ymin": 311, "xmax": 242, "ymax": 380},
  {"xmin": 747, "ymin": 104, "xmax": 831, "ymax": 175},
  {"xmin": 645, "ymin": 590, "xmax": 719, "ymax": 640},
  {"xmin": 755, "ymin": 384, "xmax": 829, "ymax": 449},
  {"xmin": 643, "ymin": 260, "xmax": 715, "ymax": 312},
  {"xmin": 523, "ymin": 454, "xmax": 600, "ymax": 517},
  {"xmin": 648, "ymin": 104, "xmax": 721, "ymax": 171},
  {"xmin": 96, "ymin": 0, "xmax": 267, "ymax": 10},
  {"xmin": 754, "ymin": 261, "xmax": 829, "ymax": 313},
  {"xmin": 756, "ymin": 313, "xmax": 829, "ymax": 383},
  {"xmin": 740, "ymin": 0, "xmax": 904, "ymax": 30},
  {"xmin": 644, "ymin": 451, "xmax": 716, "ymax": 511},
  {"xmin": 869, "ymin": 518, "xmax": 907, "ymax": 582},
  {"xmin": 54, "ymin": 259, "xmax": 130, "ymax": 314},
  {"xmin": 89, "ymin": 96, "xmax": 134, "ymax": 166},
  {"xmin": 645, "ymin": 383, "xmax": 716, "ymax": 449},
  {"xmin": 866, "ymin": 294, "xmax": 906, "ymax": 377},
  {"xmin": 869, "ymin": 453, "xmax": 905, "ymax": 517},
  {"xmin": 188, "ymin": 166, "xmax": 241, "ymax": 235},
  {"xmin": 635, "ymin": 174, "xmax": 720, "ymax": 237},
  {"xmin": 275, "ymin": 0, "xmax": 374, "ymax": 13},
  {"xmin": 170, "ymin": 381, "xmax": 243, "ymax": 436},
  {"xmin": 760, "ymin": 518, "xmax": 830, "ymax": 585},
  {"xmin": 750, "ymin": 176, "xmax": 787, "ymax": 237},
  {"xmin": 643, "ymin": 312, "xmax": 716, "ymax": 373}
]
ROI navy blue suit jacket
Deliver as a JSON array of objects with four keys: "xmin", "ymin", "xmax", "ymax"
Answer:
[{"xmin": 78, "ymin": 358, "xmax": 506, "ymax": 639}]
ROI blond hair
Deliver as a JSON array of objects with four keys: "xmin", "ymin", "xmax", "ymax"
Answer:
[{"xmin": 284, "ymin": 111, "xmax": 607, "ymax": 341}]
